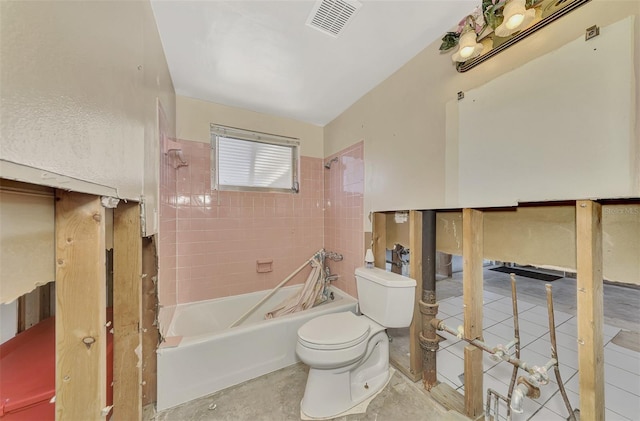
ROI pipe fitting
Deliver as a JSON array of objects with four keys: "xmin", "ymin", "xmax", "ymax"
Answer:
[
  {"xmin": 430, "ymin": 318, "xmax": 443, "ymax": 330},
  {"xmin": 419, "ymin": 300, "xmax": 439, "ymax": 316}
]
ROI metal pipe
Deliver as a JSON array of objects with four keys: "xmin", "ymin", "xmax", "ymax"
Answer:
[
  {"xmin": 432, "ymin": 319, "xmax": 538, "ymax": 376},
  {"xmin": 545, "ymin": 284, "xmax": 577, "ymax": 421},
  {"xmin": 423, "ymin": 210, "xmax": 436, "ymax": 296},
  {"xmin": 420, "ymin": 210, "xmax": 439, "ymax": 389},
  {"xmin": 506, "ymin": 273, "xmax": 521, "ymax": 420},
  {"xmin": 324, "ymin": 157, "xmax": 339, "ymax": 169}
]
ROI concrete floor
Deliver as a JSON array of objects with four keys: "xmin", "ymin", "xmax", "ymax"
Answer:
[
  {"xmin": 151, "ymin": 363, "xmax": 466, "ymax": 421},
  {"xmin": 151, "ymin": 267, "xmax": 640, "ymax": 421}
]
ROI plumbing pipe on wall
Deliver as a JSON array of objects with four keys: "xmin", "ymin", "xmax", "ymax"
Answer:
[{"xmin": 420, "ymin": 210, "xmax": 439, "ymax": 389}]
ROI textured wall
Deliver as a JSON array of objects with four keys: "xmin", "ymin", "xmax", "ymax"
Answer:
[{"xmin": 0, "ymin": 1, "xmax": 176, "ymax": 235}]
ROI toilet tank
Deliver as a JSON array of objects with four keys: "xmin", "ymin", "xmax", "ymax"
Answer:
[{"xmin": 355, "ymin": 267, "xmax": 416, "ymax": 328}]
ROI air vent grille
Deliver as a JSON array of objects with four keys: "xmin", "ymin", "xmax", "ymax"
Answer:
[{"xmin": 306, "ymin": 0, "xmax": 362, "ymax": 38}]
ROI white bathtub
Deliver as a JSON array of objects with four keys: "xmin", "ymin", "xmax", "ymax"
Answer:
[{"xmin": 156, "ymin": 285, "xmax": 358, "ymax": 410}]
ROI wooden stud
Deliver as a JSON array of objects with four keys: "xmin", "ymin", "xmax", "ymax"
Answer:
[
  {"xmin": 39, "ymin": 282, "xmax": 54, "ymax": 320},
  {"xmin": 462, "ymin": 208, "xmax": 483, "ymax": 418},
  {"xmin": 576, "ymin": 200, "xmax": 604, "ymax": 420},
  {"xmin": 113, "ymin": 202, "xmax": 143, "ymax": 420},
  {"xmin": 408, "ymin": 210, "xmax": 423, "ymax": 381},
  {"xmin": 373, "ymin": 212, "xmax": 387, "ymax": 270},
  {"xmin": 55, "ymin": 191, "xmax": 106, "ymax": 421},
  {"xmin": 17, "ymin": 295, "xmax": 26, "ymax": 333},
  {"xmin": 464, "ymin": 345, "xmax": 484, "ymax": 417},
  {"xmin": 141, "ymin": 236, "xmax": 159, "ymax": 406}
]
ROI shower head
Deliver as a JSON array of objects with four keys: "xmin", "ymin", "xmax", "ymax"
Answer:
[{"xmin": 324, "ymin": 157, "xmax": 339, "ymax": 169}]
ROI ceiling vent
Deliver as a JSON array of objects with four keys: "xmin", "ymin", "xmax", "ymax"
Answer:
[{"xmin": 306, "ymin": 0, "xmax": 362, "ymax": 38}]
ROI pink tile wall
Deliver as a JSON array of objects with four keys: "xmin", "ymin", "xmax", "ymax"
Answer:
[
  {"xmin": 158, "ymin": 106, "xmax": 177, "ymax": 308},
  {"xmin": 172, "ymin": 139, "xmax": 325, "ymax": 303},
  {"xmin": 323, "ymin": 141, "xmax": 365, "ymax": 297}
]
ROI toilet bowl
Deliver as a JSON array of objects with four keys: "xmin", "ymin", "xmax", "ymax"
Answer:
[{"xmin": 296, "ymin": 267, "xmax": 416, "ymax": 419}]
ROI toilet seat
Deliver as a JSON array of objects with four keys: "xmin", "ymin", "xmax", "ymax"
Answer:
[{"xmin": 298, "ymin": 312, "xmax": 370, "ymax": 350}]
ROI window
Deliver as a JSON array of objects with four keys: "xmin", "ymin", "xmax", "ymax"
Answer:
[{"xmin": 211, "ymin": 125, "xmax": 299, "ymax": 193}]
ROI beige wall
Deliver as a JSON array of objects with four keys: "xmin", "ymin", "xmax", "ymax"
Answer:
[
  {"xmin": 324, "ymin": 0, "xmax": 640, "ymax": 222},
  {"xmin": 0, "ymin": 1, "xmax": 176, "ymax": 235},
  {"xmin": 436, "ymin": 205, "xmax": 640, "ymax": 286},
  {"xmin": 176, "ymin": 96, "xmax": 324, "ymax": 158},
  {"xmin": 0, "ymin": 183, "xmax": 55, "ymax": 303}
]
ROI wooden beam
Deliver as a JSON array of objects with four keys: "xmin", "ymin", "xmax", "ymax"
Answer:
[
  {"xmin": 373, "ymin": 212, "xmax": 387, "ymax": 270},
  {"xmin": 141, "ymin": 236, "xmax": 159, "ymax": 406},
  {"xmin": 113, "ymin": 202, "xmax": 143, "ymax": 420},
  {"xmin": 462, "ymin": 208, "xmax": 483, "ymax": 418},
  {"xmin": 55, "ymin": 191, "xmax": 106, "ymax": 421},
  {"xmin": 576, "ymin": 200, "xmax": 604, "ymax": 420},
  {"xmin": 408, "ymin": 210, "xmax": 423, "ymax": 381}
]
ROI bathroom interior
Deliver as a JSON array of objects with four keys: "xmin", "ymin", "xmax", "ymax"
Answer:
[{"xmin": 1, "ymin": 0, "xmax": 640, "ymax": 420}]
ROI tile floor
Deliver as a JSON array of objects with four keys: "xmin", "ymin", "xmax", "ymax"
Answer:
[{"xmin": 435, "ymin": 290, "xmax": 640, "ymax": 420}]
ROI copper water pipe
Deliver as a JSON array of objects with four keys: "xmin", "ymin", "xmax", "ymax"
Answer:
[{"xmin": 545, "ymin": 284, "xmax": 577, "ymax": 421}]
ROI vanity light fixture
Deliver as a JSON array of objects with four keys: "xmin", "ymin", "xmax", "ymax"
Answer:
[{"xmin": 440, "ymin": 0, "xmax": 592, "ymax": 72}]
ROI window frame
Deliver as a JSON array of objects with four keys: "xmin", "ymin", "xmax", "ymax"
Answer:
[{"xmin": 210, "ymin": 124, "xmax": 300, "ymax": 194}]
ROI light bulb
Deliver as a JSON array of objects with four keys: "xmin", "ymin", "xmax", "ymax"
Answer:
[
  {"xmin": 459, "ymin": 45, "xmax": 475, "ymax": 58},
  {"xmin": 506, "ymin": 13, "xmax": 525, "ymax": 29},
  {"xmin": 458, "ymin": 30, "xmax": 478, "ymax": 58}
]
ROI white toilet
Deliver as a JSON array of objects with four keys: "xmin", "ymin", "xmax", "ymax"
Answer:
[{"xmin": 296, "ymin": 267, "xmax": 416, "ymax": 419}]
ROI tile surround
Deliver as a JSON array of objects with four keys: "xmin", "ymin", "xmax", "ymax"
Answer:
[
  {"xmin": 323, "ymin": 141, "xmax": 365, "ymax": 298},
  {"xmin": 158, "ymin": 108, "xmax": 177, "ymax": 309},
  {"xmin": 159, "ymin": 139, "xmax": 364, "ymax": 304}
]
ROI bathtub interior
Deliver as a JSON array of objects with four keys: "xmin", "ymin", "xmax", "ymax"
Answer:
[{"xmin": 165, "ymin": 284, "xmax": 352, "ymax": 338}]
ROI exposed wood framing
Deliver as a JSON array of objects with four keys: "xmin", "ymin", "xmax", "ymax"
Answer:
[
  {"xmin": 55, "ymin": 191, "xmax": 106, "ymax": 421},
  {"xmin": 576, "ymin": 200, "xmax": 604, "ymax": 420},
  {"xmin": 39, "ymin": 282, "xmax": 54, "ymax": 320},
  {"xmin": 462, "ymin": 208, "xmax": 484, "ymax": 418},
  {"xmin": 437, "ymin": 253, "xmax": 453, "ymax": 277},
  {"xmin": 407, "ymin": 210, "xmax": 423, "ymax": 381},
  {"xmin": 113, "ymin": 202, "xmax": 143, "ymax": 420},
  {"xmin": 141, "ymin": 236, "xmax": 159, "ymax": 405},
  {"xmin": 373, "ymin": 212, "xmax": 387, "ymax": 270}
]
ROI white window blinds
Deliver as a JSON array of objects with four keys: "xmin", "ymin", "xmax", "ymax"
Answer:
[{"xmin": 211, "ymin": 125, "xmax": 299, "ymax": 193}]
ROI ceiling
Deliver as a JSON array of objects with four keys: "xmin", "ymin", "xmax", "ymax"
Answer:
[{"xmin": 151, "ymin": 1, "xmax": 476, "ymax": 126}]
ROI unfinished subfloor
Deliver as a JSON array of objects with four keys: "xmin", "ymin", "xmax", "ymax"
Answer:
[
  {"xmin": 150, "ymin": 362, "xmax": 467, "ymax": 421},
  {"xmin": 150, "ymin": 267, "xmax": 639, "ymax": 421}
]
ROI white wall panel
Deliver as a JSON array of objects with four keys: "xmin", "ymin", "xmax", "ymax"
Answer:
[{"xmin": 457, "ymin": 17, "xmax": 636, "ymax": 207}]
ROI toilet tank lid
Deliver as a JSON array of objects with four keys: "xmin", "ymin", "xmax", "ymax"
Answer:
[{"xmin": 355, "ymin": 267, "xmax": 416, "ymax": 287}]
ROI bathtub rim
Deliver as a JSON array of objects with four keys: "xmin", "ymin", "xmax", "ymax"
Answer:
[{"xmin": 158, "ymin": 285, "xmax": 357, "ymax": 349}]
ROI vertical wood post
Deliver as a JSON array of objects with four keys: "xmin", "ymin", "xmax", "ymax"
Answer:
[
  {"xmin": 113, "ymin": 202, "xmax": 143, "ymax": 420},
  {"xmin": 373, "ymin": 212, "xmax": 387, "ymax": 270},
  {"xmin": 55, "ymin": 191, "xmax": 106, "ymax": 421},
  {"xmin": 462, "ymin": 208, "xmax": 483, "ymax": 418},
  {"xmin": 408, "ymin": 210, "xmax": 423, "ymax": 380},
  {"xmin": 141, "ymin": 237, "xmax": 159, "ymax": 406},
  {"xmin": 576, "ymin": 200, "xmax": 604, "ymax": 420}
]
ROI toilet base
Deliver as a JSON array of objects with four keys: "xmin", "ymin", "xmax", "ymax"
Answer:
[
  {"xmin": 299, "ymin": 330, "xmax": 390, "ymax": 419},
  {"xmin": 300, "ymin": 368, "xmax": 394, "ymax": 420}
]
